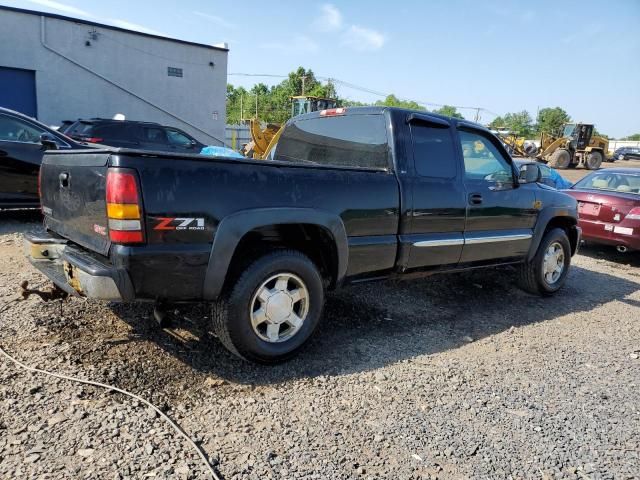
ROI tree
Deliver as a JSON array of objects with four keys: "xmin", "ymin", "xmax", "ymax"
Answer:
[
  {"xmin": 374, "ymin": 94, "xmax": 426, "ymax": 111},
  {"xmin": 432, "ymin": 105, "xmax": 464, "ymax": 119},
  {"xmin": 488, "ymin": 116, "xmax": 505, "ymax": 130},
  {"xmin": 536, "ymin": 107, "xmax": 571, "ymax": 136},
  {"xmin": 622, "ymin": 133, "xmax": 640, "ymax": 141},
  {"xmin": 496, "ymin": 111, "xmax": 534, "ymax": 137}
]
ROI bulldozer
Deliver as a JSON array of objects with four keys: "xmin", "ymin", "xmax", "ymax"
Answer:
[
  {"xmin": 537, "ymin": 123, "xmax": 609, "ymax": 170},
  {"xmin": 242, "ymin": 96, "xmax": 338, "ymax": 159}
]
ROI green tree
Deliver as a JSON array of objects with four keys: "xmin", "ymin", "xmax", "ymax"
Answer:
[
  {"xmin": 536, "ymin": 107, "xmax": 571, "ymax": 136},
  {"xmin": 622, "ymin": 133, "xmax": 640, "ymax": 141},
  {"xmin": 374, "ymin": 94, "xmax": 426, "ymax": 111},
  {"xmin": 432, "ymin": 105, "xmax": 464, "ymax": 119},
  {"xmin": 501, "ymin": 111, "xmax": 533, "ymax": 137},
  {"xmin": 488, "ymin": 116, "xmax": 505, "ymax": 130}
]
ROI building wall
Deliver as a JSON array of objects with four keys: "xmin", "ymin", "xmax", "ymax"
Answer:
[{"xmin": 0, "ymin": 9, "xmax": 227, "ymax": 145}]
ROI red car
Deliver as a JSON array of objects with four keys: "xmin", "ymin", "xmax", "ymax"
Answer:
[{"xmin": 564, "ymin": 168, "xmax": 640, "ymax": 252}]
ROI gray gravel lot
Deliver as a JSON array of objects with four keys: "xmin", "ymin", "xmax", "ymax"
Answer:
[{"xmin": 0, "ymin": 210, "xmax": 638, "ymax": 479}]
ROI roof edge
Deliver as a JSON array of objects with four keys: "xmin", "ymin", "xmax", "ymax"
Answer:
[{"xmin": 0, "ymin": 5, "xmax": 229, "ymax": 52}]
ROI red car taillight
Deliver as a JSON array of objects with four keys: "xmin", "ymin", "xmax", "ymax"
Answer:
[
  {"xmin": 626, "ymin": 207, "xmax": 640, "ymax": 221},
  {"xmin": 106, "ymin": 170, "xmax": 144, "ymax": 244}
]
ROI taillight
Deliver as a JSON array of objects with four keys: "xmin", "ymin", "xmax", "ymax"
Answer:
[
  {"xmin": 84, "ymin": 137, "xmax": 104, "ymax": 143},
  {"xmin": 626, "ymin": 207, "xmax": 640, "ymax": 220},
  {"xmin": 106, "ymin": 170, "xmax": 144, "ymax": 244},
  {"xmin": 319, "ymin": 107, "xmax": 346, "ymax": 117}
]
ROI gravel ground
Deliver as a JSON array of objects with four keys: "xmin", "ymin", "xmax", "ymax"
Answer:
[{"xmin": 0, "ymin": 210, "xmax": 639, "ymax": 479}]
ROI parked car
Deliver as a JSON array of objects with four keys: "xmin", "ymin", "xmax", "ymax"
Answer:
[
  {"xmin": 513, "ymin": 159, "xmax": 573, "ymax": 189},
  {"xmin": 0, "ymin": 107, "xmax": 88, "ymax": 209},
  {"xmin": 27, "ymin": 107, "xmax": 581, "ymax": 363},
  {"xmin": 63, "ymin": 118, "xmax": 206, "ymax": 154},
  {"xmin": 564, "ymin": 168, "xmax": 640, "ymax": 252},
  {"xmin": 610, "ymin": 146, "xmax": 640, "ymax": 162}
]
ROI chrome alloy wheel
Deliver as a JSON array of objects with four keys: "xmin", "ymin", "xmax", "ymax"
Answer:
[
  {"xmin": 543, "ymin": 242, "xmax": 565, "ymax": 285},
  {"xmin": 250, "ymin": 273, "xmax": 309, "ymax": 343}
]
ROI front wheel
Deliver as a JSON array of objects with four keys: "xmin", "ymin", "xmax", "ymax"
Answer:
[
  {"xmin": 517, "ymin": 228, "xmax": 572, "ymax": 296},
  {"xmin": 585, "ymin": 151, "xmax": 603, "ymax": 170},
  {"xmin": 211, "ymin": 250, "xmax": 325, "ymax": 363}
]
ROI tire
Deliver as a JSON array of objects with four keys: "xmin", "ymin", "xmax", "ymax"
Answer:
[
  {"xmin": 211, "ymin": 250, "xmax": 324, "ymax": 364},
  {"xmin": 618, "ymin": 154, "xmax": 625, "ymax": 161},
  {"xmin": 548, "ymin": 149, "xmax": 571, "ymax": 169},
  {"xmin": 517, "ymin": 228, "xmax": 572, "ymax": 296},
  {"xmin": 585, "ymin": 151, "xmax": 603, "ymax": 170}
]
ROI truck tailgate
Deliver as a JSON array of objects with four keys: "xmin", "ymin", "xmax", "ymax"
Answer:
[{"xmin": 40, "ymin": 151, "xmax": 112, "ymax": 256}]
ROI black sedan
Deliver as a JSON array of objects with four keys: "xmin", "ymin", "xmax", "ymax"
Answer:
[
  {"xmin": 0, "ymin": 108, "xmax": 88, "ymax": 209},
  {"xmin": 611, "ymin": 146, "xmax": 640, "ymax": 162}
]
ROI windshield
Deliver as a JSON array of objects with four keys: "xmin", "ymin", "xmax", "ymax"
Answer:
[
  {"xmin": 573, "ymin": 172, "xmax": 640, "ymax": 195},
  {"xmin": 562, "ymin": 124, "xmax": 576, "ymax": 138}
]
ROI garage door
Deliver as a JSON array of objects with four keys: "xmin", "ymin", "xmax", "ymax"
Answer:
[{"xmin": 0, "ymin": 67, "xmax": 37, "ymax": 118}]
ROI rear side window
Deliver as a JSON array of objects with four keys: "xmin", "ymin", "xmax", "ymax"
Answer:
[
  {"xmin": 274, "ymin": 114, "xmax": 389, "ymax": 169},
  {"xmin": 93, "ymin": 124, "xmax": 138, "ymax": 141},
  {"xmin": 410, "ymin": 123, "xmax": 456, "ymax": 178}
]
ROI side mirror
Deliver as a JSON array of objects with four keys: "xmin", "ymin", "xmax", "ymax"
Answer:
[
  {"xmin": 519, "ymin": 163, "xmax": 541, "ymax": 184},
  {"xmin": 40, "ymin": 133, "xmax": 59, "ymax": 150}
]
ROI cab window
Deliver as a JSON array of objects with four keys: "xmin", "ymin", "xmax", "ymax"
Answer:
[
  {"xmin": 459, "ymin": 130, "xmax": 513, "ymax": 185},
  {"xmin": 0, "ymin": 114, "xmax": 45, "ymax": 144},
  {"xmin": 166, "ymin": 129, "xmax": 194, "ymax": 147},
  {"xmin": 410, "ymin": 123, "xmax": 456, "ymax": 178}
]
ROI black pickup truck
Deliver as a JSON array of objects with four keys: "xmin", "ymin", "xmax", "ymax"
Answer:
[{"xmin": 26, "ymin": 107, "xmax": 581, "ymax": 363}]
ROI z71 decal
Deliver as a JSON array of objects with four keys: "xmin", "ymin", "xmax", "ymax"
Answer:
[{"xmin": 153, "ymin": 217, "xmax": 205, "ymax": 231}]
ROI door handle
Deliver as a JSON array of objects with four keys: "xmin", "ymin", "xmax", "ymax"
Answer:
[
  {"xmin": 59, "ymin": 172, "xmax": 69, "ymax": 188},
  {"xmin": 468, "ymin": 193, "xmax": 483, "ymax": 205}
]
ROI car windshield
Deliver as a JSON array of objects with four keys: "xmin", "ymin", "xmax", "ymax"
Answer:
[{"xmin": 573, "ymin": 172, "xmax": 640, "ymax": 195}]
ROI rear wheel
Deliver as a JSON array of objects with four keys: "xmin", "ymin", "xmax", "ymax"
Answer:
[
  {"xmin": 585, "ymin": 151, "xmax": 603, "ymax": 170},
  {"xmin": 517, "ymin": 228, "xmax": 571, "ymax": 296},
  {"xmin": 548, "ymin": 149, "xmax": 571, "ymax": 169},
  {"xmin": 211, "ymin": 250, "xmax": 324, "ymax": 363}
]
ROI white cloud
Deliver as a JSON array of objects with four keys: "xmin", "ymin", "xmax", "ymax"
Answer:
[
  {"xmin": 192, "ymin": 11, "xmax": 237, "ymax": 30},
  {"xmin": 342, "ymin": 25, "xmax": 385, "ymax": 51},
  {"xmin": 314, "ymin": 4, "xmax": 343, "ymax": 31},
  {"xmin": 259, "ymin": 35, "xmax": 319, "ymax": 54},
  {"xmin": 24, "ymin": 0, "xmax": 96, "ymax": 18},
  {"xmin": 107, "ymin": 18, "xmax": 164, "ymax": 36}
]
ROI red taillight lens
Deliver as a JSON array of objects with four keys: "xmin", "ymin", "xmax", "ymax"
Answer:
[
  {"xmin": 106, "ymin": 170, "xmax": 144, "ymax": 244},
  {"xmin": 109, "ymin": 230, "xmax": 143, "ymax": 243},
  {"xmin": 626, "ymin": 207, "xmax": 640, "ymax": 220},
  {"xmin": 106, "ymin": 172, "xmax": 139, "ymax": 204},
  {"xmin": 84, "ymin": 137, "xmax": 104, "ymax": 143}
]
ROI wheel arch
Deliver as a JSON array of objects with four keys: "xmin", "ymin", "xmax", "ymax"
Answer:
[
  {"xmin": 202, "ymin": 208, "xmax": 348, "ymax": 300},
  {"xmin": 527, "ymin": 208, "xmax": 579, "ymax": 261}
]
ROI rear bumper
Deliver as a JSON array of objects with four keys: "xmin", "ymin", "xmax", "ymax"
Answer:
[
  {"xmin": 24, "ymin": 230, "xmax": 134, "ymax": 301},
  {"xmin": 578, "ymin": 219, "xmax": 640, "ymax": 251}
]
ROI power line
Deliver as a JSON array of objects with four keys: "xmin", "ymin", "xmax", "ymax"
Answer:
[{"xmin": 228, "ymin": 72, "xmax": 499, "ymax": 118}]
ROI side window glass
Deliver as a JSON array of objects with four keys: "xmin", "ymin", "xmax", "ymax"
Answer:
[
  {"xmin": 0, "ymin": 114, "xmax": 44, "ymax": 143},
  {"xmin": 143, "ymin": 127, "xmax": 169, "ymax": 144},
  {"xmin": 459, "ymin": 130, "xmax": 512, "ymax": 184},
  {"xmin": 410, "ymin": 123, "xmax": 456, "ymax": 178},
  {"xmin": 166, "ymin": 129, "xmax": 193, "ymax": 146}
]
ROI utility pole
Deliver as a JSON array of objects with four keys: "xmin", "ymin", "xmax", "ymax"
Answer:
[
  {"xmin": 474, "ymin": 108, "xmax": 481, "ymax": 123},
  {"xmin": 240, "ymin": 94, "xmax": 243, "ymax": 123},
  {"xmin": 301, "ymin": 75, "xmax": 308, "ymax": 96}
]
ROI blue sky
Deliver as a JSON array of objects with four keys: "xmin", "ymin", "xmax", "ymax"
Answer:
[{"xmin": 3, "ymin": 0, "xmax": 639, "ymax": 137}]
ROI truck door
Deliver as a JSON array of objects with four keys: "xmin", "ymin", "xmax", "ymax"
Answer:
[
  {"xmin": 403, "ymin": 114, "xmax": 466, "ymax": 268},
  {"xmin": 456, "ymin": 126, "xmax": 537, "ymax": 263}
]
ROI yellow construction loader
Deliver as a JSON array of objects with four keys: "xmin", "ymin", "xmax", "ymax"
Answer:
[
  {"xmin": 537, "ymin": 123, "xmax": 609, "ymax": 170},
  {"xmin": 242, "ymin": 96, "xmax": 337, "ymax": 159}
]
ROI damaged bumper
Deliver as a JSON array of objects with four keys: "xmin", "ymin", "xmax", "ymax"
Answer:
[{"xmin": 24, "ymin": 230, "xmax": 134, "ymax": 301}]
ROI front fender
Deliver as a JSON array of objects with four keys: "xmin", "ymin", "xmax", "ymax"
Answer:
[
  {"xmin": 527, "ymin": 203, "xmax": 579, "ymax": 261},
  {"xmin": 202, "ymin": 207, "xmax": 349, "ymax": 300}
]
